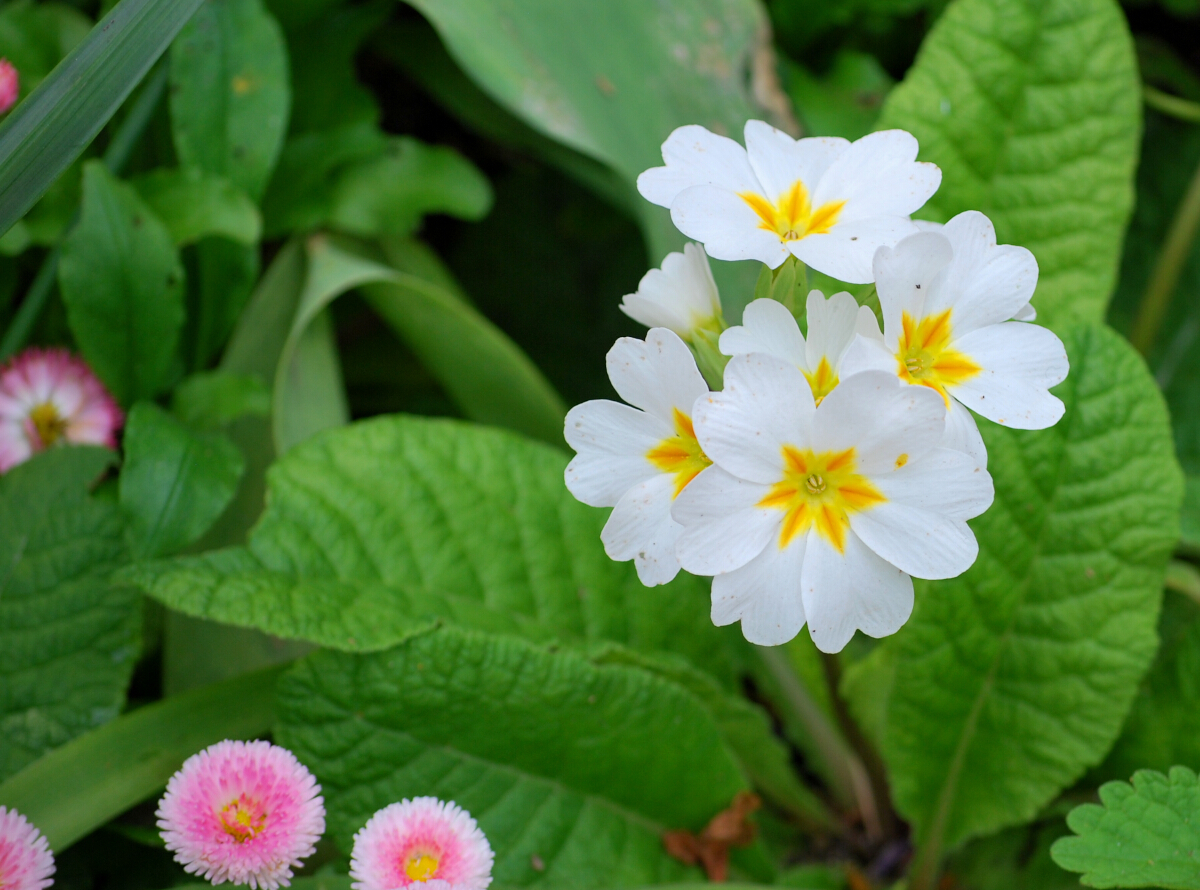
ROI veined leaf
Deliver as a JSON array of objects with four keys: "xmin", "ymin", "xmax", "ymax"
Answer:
[
  {"xmin": 130, "ymin": 168, "xmax": 261, "ymax": 246},
  {"xmin": 877, "ymin": 0, "xmax": 1141, "ymax": 329},
  {"xmin": 275, "ymin": 627, "xmax": 745, "ymax": 884}
]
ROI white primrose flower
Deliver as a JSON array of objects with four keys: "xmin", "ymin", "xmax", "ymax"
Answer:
[
  {"xmin": 620, "ymin": 243, "xmax": 723, "ymax": 341},
  {"xmin": 564, "ymin": 328, "xmax": 711, "ymax": 586},
  {"xmin": 636, "ymin": 120, "xmax": 941, "ymax": 283},
  {"xmin": 674, "ymin": 357, "xmax": 993, "ymax": 652},
  {"xmin": 912, "ymin": 219, "xmax": 1035, "ymax": 320},
  {"xmin": 720, "ymin": 291, "xmax": 881, "ymax": 405},
  {"xmin": 841, "ymin": 211, "xmax": 1069, "ymax": 467}
]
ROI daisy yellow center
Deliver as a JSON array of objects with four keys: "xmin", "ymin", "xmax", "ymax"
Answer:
[
  {"xmin": 404, "ymin": 852, "xmax": 440, "ymax": 882},
  {"xmin": 896, "ymin": 309, "xmax": 981, "ymax": 404},
  {"xmin": 29, "ymin": 402, "xmax": 67, "ymax": 447},
  {"xmin": 646, "ymin": 408, "xmax": 712, "ymax": 497},
  {"xmin": 803, "ymin": 356, "xmax": 838, "ymax": 406},
  {"xmin": 218, "ymin": 794, "xmax": 267, "ymax": 843},
  {"xmin": 740, "ymin": 180, "xmax": 845, "ymax": 242},
  {"xmin": 757, "ymin": 446, "xmax": 885, "ymax": 552}
]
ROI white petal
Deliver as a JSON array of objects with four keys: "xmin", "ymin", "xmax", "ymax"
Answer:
[
  {"xmin": 602, "ymin": 473, "xmax": 683, "ymax": 586},
  {"xmin": 693, "ymin": 353, "xmax": 814, "ymax": 484},
  {"xmin": 637, "ymin": 124, "xmax": 761, "ymax": 207},
  {"xmin": 620, "ymin": 243, "xmax": 721, "ymax": 337},
  {"xmin": 913, "ymin": 219, "xmax": 944, "ymax": 232},
  {"xmin": 801, "ymin": 530, "xmax": 913, "ymax": 653},
  {"xmin": 1013, "ymin": 303, "xmax": 1037, "ymax": 322},
  {"xmin": 671, "ymin": 185, "xmax": 793, "ymax": 267},
  {"xmin": 805, "ymin": 290, "xmax": 861, "ymax": 371},
  {"xmin": 872, "ymin": 231, "xmax": 954, "ymax": 344},
  {"xmin": 605, "ymin": 328, "xmax": 709, "ymax": 425},
  {"xmin": 943, "ymin": 396, "xmax": 988, "ymax": 469},
  {"xmin": 855, "ymin": 305, "xmax": 884, "ymax": 342},
  {"xmin": 923, "ymin": 210, "xmax": 1039, "ymax": 335},
  {"xmin": 839, "ymin": 333, "xmax": 895, "ymax": 378},
  {"xmin": 743, "ymin": 121, "xmax": 848, "ymax": 203},
  {"xmin": 673, "ymin": 466, "xmax": 778, "ymax": 575},
  {"xmin": 790, "ymin": 216, "xmax": 921, "ymax": 285},
  {"xmin": 564, "ymin": 400, "xmax": 666, "ymax": 506},
  {"xmin": 810, "ymin": 370, "xmax": 945, "ymax": 476},
  {"xmin": 849, "ymin": 499, "xmax": 980, "ymax": 580},
  {"xmin": 811, "ymin": 130, "xmax": 941, "ymax": 220},
  {"xmin": 948, "ymin": 322, "xmax": 1068, "ymax": 429},
  {"xmin": 719, "ymin": 298, "xmax": 806, "ymax": 367},
  {"xmin": 873, "ymin": 447, "xmax": 994, "ymax": 521},
  {"xmin": 711, "ymin": 538, "xmax": 807, "ymax": 646}
]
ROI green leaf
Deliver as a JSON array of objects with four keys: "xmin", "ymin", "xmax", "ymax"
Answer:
[
  {"xmin": 130, "ymin": 168, "xmax": 261, "ymax": 246},
  {"xmin": 58, "ymin": 160, "xmax": 185, "ymax": 404},
  {"xmin": 850, "ymin": 325, "xmax": 1183, "ymax": 855},
  {"xmin": 0, "ymin": 1, "xmax": 92, "ymax": 98},
  {"xmin": 784, "ymin": 51, "xmax": 893, "ymax": 140},
  {"xmin": 0, "ymin": 0, "xmax": 205, "ymax": 237},
  {"xmin": 0, "ymin": 664, "xmax": 282, "ymax": 851},
  {"xmin": 275, "ymin": 627, "xmax": 746, "ymax": 883},
  {"xmin": 169, "ymin": 0, "xmax": 290, "ymax": 200},
  {"xmin": 184, "ymin": 237, "xmax": 260, "ymax": 371},
  {"xmin": 171, "ymin": 369, "xmax": 271, "ymax": 432},
  {"xmin": 119, "ymin": 402, "xmax": 245, "ymax": 559},
  {"xmin": 876, "ymin": 0, "xmax": 1141, "ymax": 329},
  {"xmin": 1052, "ymin": 767, "xmax": 1200, "ymax": 889},
  {"xmin": 944, "ymin": 818, "xmax": 1077, "ymax": 890},
  {"xmin": 0, "ymin": 447, "xmax": 137, "ymax": 783},
  {"xmin": 1183, "ymin": 477, "xmax": 1200, "ymax": 555},
  {"xmin": 123, "ymin": 413, "xmax": 745, "ymax": 684}
]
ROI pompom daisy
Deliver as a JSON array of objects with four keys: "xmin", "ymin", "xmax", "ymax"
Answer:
[
  {"xmin": 0, "ymin": 807, "xmax": 54, "ymax": 890},
  {"xmin": 349, "ymin": 797, "xmax": 494, "ymax": 890},
  {"xmin": 0, "ymin": 348, "xmax": 122, "ymax": 473},
  {"xmin": 637, "ymin": 121, "xmax": 941, "ymax": 283},
  {"xmin": 0, "ymin": 60, "xmax": 18, "ymax": 115},
  {"xmin": 564, "ymin": 328, "xmax": 711, "ymax": 586},
  {"xmin": 619, "ymin": 243, "xmax": 723, "ymax": 342},
  {"xmin": 157, "ymin": 740, "xmax": 325, "ymax": 890}
]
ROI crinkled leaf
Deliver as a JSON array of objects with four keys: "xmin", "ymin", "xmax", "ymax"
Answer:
[
  {"xmin": 849, "ymin": 325, "xmax": 1182, "ymax": 851},
  {"xmin": 275, "ymin": 627, "xmax": 747, "ymax": 884},
  {"xmin": 130, "ymin": 168, "xmax": 261, "ymax": 246},
  {"xmin": 877, "ymin": 0, "xmax": 1141, "ymax": 329},
  {"xmin": 0, "ymin": 447, "xmax": 137, "ymax": 782},
  {"xmin": 1052, "ymin": 767, "xmax": 1200, "ymax": 889}
]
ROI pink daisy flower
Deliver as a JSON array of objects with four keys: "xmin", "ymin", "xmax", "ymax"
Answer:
[
  {"xmin": 349, "ymin": 798, "xmax": 494, "ymax": 890},
  {"xmin": 0, "ymin": 806, "xmax": 54, "ymax": 890},
  {"xmin": 0, "ymin": 59, "xmax": 18, "ymax": 114},
  {"xmin": 0, "ymin": 348, "xmax": 122, "ymax": 472},
  {"xmin": 156, "ymin": 740, "xmax": 325, "ymax": 890}
]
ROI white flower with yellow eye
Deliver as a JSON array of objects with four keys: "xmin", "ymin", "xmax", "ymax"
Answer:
[
  {"xmin": 720, "ymin": 291, "xmax": 881, "ymax": 406},
  {"xmin": 564, "ymin": 328, "xmax": 711, "ymax": 586},
  {"xmin": 841, "ymin": 211, "xmax": 1068, "ymax": 468},
  {"xmin": 673, "ymin": 357, "xmax": 993, "ymax": 652},
  {"xmin": 636, "ymin": 121, "xmax": 941, "ymax": 283},
  {"xmin": 619, "ymin": 243, "xmax": 723, "ymax": 342}
]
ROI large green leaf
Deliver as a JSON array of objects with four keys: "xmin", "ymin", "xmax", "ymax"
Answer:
[
  {"xmin": 169, "ymin": 0, "xmax": 290, "ymax": 200},
  {"xmin": 275, "ymin": 627, "xmax": 745, "ymax": 885},
  {"xmin": 847, "ymin": 325, "xmax": 1182, "ymax": 857},
  {"xmin": 0, "ymin": 2, "xmax": 91, "ymax": 98},
  {"xmin": 131, "ymin": 168, "xmax": 261, "ymax": 246},
  {"xmin": 0, "ymin": 447, "xmax": 137, "ymax": 783},
  {"xmin": 123, "ymin": 414, "xmax": 745, "ymax": 684},
  {"xmin": 876, "ymin": 0, "xmax": 1140, "ymax": 330},
  {"xmin": 58, "ymin": 161, "xmax": 185, "ymax": 405},
  {"xmin": 1052, "ymin": 767, "xmax": 1200, "ymax": 889}
]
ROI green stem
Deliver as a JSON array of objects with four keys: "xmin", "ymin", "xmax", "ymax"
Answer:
[
  {"xmin": 1145, "ymin": 85, "xmax": 1200, "ymax": 124},
  {"xmin": 0, "ymin": 663, "xmax": 285, "ymax": 851},
  {"xmin": 1130, "ymin": 147, "xmax": 1200, "ymax": 355},
  {"xmin": 1166, "ymin": 559, "xmax": 1200, "ymax": 606},
  {"xmin": 0, "ymin": 59, "xmax": 168, "ymax": 362}
]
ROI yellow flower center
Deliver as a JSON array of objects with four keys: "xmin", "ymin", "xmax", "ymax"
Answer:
[
  {"xmin": 28, "ymin": 402, "xmax": 67, "ymax": 448},
  {"xmin": 740, "ymin": 180, "xmax": 845, "ymax": 242},
  {"xmin": 803, "ymin": 356, "xmax": 838, "ymax": 406},
  {"xmin": 757, "ymin": 446, "xmax": 885, "ymax": 552},
  {"xmin": 646, "ymin": 408, "xmax": 712, "ymax": 497},
  {"xmin": 404, "ymin": 853, "xmax": 440, "ymax": 882},
  {"xmin": 218, "ymin": 794, "xmax": 267, "ymax": 843},
  {"xmin": 896, "ymin": 309, "xmax": 981, "ymax": 404}
]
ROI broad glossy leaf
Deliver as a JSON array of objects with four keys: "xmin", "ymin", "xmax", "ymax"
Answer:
[
  {"xmin": 0, "ymin": 447, "xmax": 137, "ymax": 783},
  {"xmin": 877, "ymin": 0, "xmax": 1140, "ymax": 329},
  {"xmin": 169, "ymin": 0, "xmax": 290, "ymax": 200},
  {"xmin": 1052, "ymin": 767, "xmax": 1200, "ymax": 889},
  {"xmin": 131, "ymin": 168, "xmax": 260, "ymax": 246},
  {"xmin": 276, "ymin": 627, "xmax": 745, "ymax": 884},
  {"xmin": 58, "ymin": 161, "xmax": 185, "ymax": 404},
  {"xmin": 849, "ymin": 325, "xmax": 1182, "ymax": 851},
  {"xmin": 119, "ymin": 402, "xmax": 245, "ymax": 559}
]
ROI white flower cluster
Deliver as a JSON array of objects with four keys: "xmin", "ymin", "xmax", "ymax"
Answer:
[{"xmin": 565, "ymin": 122, "xmax": 1069, "ymax": 653}]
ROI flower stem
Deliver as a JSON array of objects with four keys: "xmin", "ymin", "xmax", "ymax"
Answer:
[{"xmin": 1145, "ymin": 85, "xmax": 1200, "ymax": 124}]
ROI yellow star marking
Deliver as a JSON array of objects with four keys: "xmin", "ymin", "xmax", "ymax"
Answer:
[
  {"xmin": 740, "ymin": 180, "xmax": 845, "ymax": 242},
  {"xmin": 896, "ymin": 309, "xmax": 981, "ymax": 404},
  {"xmin": 803, "ymin": 356, "xmax": 838, "ymax": 406},
  {"xmin": 646, "ymin": 408, "xmax": 712, "ymax": 497}
]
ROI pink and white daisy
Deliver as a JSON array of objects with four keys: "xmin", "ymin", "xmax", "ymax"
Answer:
[
  {"xmin": 349, "ymin": 797, "xmax": 494, "ymax": 890},
  {"xmin": 0, "ymin": 348, "xmax": 122, "ymax": 472},
  {"xmin": 0, "ymin": 60, "xmax": 19, "ymax": 115},
  {"xmin": 0, "ymin": 807, "xmax": 54, "ymax": 890},
  {"xmin": 156, "ymin": 740, "xmax": 325, "ymax": 890}
]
